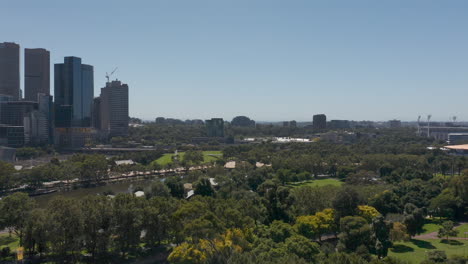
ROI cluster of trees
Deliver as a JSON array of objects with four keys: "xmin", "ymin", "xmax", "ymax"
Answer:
[
  {"xmin": 0, "ymin": 154, "xmax": 111, "ymax": 193},
  {"xmin": 1, "ymin": 129, "xmax": 467, "ymax": 263}
]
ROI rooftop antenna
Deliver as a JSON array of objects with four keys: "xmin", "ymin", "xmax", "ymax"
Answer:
[
  {"xmin": 105, "ymin": 67, "xmax": 118, "ymax": 83},
  {"xmin": 427, "ymin": 114, "xmax": 431, "ymax": 138},
  {"xmin": 417, "ymin": 115, "xmax": 421, "ymax": 135}
]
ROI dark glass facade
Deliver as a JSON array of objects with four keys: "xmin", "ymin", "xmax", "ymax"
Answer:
[
  {"xmin": 0, "ymin": 42, "xmax": 20, "ymax": 100},
  {"xmin": 25, "ymin": 48, "xmax": 50, "ymax": 101},
  {"xmin": 54, "ymin": 57, "xmax": 94, "ymax": 127}
]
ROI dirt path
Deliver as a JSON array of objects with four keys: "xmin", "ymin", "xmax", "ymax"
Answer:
[{"xmin": 414, "ymin": 222, "xmax": 468, "ymax": 240}]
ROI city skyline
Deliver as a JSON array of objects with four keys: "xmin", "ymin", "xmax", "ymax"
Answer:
[{"xmin": 2, "ymin": 1, "xmax": 468, "ymax": 121}]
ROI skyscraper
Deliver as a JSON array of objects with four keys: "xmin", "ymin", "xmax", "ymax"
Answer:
[
  {"xmin": 38, "ymin": 93, "xmax": 54, "ymax": 144},
  {"xmin": 99, "ymin": 80, "xmax": 129, "ymax": 137},
  {"xmin": 0, "ymin": 42, "xmax": 20, "ymax": 100},
  {"xmin": 313, "ymin": 114, "xmax": 327, "ymax": 130},
  {"xmin": 205, "ymin": 118, "xmax": 224, "ymax": 137},
  {"xmin": 25, "ymin": 48, "xmax": 50, "ymax": 101},
  {"xmin": 54, "ymin": 57, "xmax": 94, "ymax": 127}
]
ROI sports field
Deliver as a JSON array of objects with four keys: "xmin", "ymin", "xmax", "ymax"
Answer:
[{"xmin": 153, "ymin": 151, "xmax": 222, "ymax": 166}]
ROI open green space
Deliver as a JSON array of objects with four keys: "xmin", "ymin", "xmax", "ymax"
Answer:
[
  {"xmin": 389, "ymin": 239, "xmax": 468, "ymax": 263},
  {"xmin": 455, "ymin": 223, "xmax": 468, "ymax": 235},
  {"xmin": 421, "ymin": 220, "xmax": 468, "ymax": 235},
  {"xmin": 0, "ymin": 233, "xmax": 19, "ymax": 250},
  {"xmin": 421, "ymin": 219, "xmax": 442, "ymax": 235},
  {"xmin": 153, "ymin": 151, "xmax": 223, "ymax": 166},
  {"xmin": 287, "ymin": 178, "xmax": 343, "ymax": 188}
]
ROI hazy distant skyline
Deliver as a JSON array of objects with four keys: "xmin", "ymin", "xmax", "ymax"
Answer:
[{"xmin": 2, "ymin": 0, "xmax": 468, "ymax": 122}]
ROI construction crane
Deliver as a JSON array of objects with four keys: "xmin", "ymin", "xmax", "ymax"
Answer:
[{"xmin": 105, "ymin": 67, "xmax": 118, "ymax": 83}]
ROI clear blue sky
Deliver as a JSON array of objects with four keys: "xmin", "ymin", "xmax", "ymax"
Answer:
[{"xmin": 2, "ymin": 0, "xmax": 468, "ymax": 122}]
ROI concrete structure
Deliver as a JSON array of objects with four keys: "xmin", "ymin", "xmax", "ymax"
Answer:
[
  {"xmin": 54, "ymin": 57, "xmax": 94, "ymax": 127},
  {"xmin": 99, "ymin": 80, "xmax": 129, "ymax": 137},
  {"xmin": 0, "ymin": 125, "xmax": 24, "ymax": 147},
  {"xmin": 24, "ymin": 110, "xmax": 48, "ymax": 145},
  {"xmin": 388, "ymin": 119, "xmax": 402, "ymax": 128},
  {"xmin": 25, "ymin": 48, "xmax": 50, "ymax": 101},
  {"xmin": 420, "ymin": 126, "xmax": 468, "ymax": 141},
  {"xmin": 54, "ymin": 127, "xmax": 97, "ymax": 149},
  {"xmin": 448, "ymin": 133, "xmax": 468, "ymax": 145},
  {"xmin": 444, "ymin": 144, "xmax": 468, "ymax": 156},
  {"xmin": 37, "ymin": 94, "xmax": 54, "ymax": 144},
  {"xmin": 0, "ymin": 42, "xmax": 20, "ymax": 100},
  {"xmin": 0, "ymin": 101, "xmax": 37, "ymax": 126},
  {"xmin": 329, "ymin": 120, "xmax": 350, "ymax": 129},
  {"xmin": 92, "ymin": 97, "xmax": 101, "ymax": 130},
  {"xmin": 0, "ymin": 146, "xmax": 16, "ymax": 162},
  {"xmin": 205, "ymin": 118, "xmax": 224, "ymax": 137},
  {"xmin": 313, "ymin": 114, "xmax": 327, "ymax": 130},
  {"xmin": 283, "ymin": 120, "xmax": 297, "ymax": 128}
]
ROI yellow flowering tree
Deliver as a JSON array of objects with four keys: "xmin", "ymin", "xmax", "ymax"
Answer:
[{"xmin": 358, "ymin": 205, "xmax": 380, "ymax": 222}]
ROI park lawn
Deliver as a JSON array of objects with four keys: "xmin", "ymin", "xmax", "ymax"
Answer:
[
  {"xmin": 388, "ymin": 239, "xmax": 468, "ymax": 264},
  {"xmin": 420, "ymin": 220, "xmax": 468, "ymax": 236},
  {"xmin": 0, "ymin": 233, "xmax": 19, "ymax": 250},
  {"xmin": 421, "ymin": 219, "xmax": 442, "ymax": 235},
  {"xmin": 455, "ymin": 223, "xmax": 468, "ymax": 235},
  {"xmin": 287, "ymin": 178, "xmax": 343, "ymax": 188},
  {"xmin": 154, "ymin": 151, "xmax": 222, "ymax": 166}
]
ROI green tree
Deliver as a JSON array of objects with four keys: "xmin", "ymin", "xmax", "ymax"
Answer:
[
  {"xmin": 194, "ymin": 177, "xmax": 215, "ymax": 197},
  {"xmin": 437, "ymin": 221, "xmax": 458, "ymax": 241},
  {"xmin": 0, "ymin": 192, "xmax": 36, "ymax": 246},
  {"xmin": 337, "ymin": 216, "xmax": 372, "ymax": 252},
  {"xmin": 0, "ymin": 161, "xmax": 15, "ymax": 191},
  {"xmin": 429, "ymin": 190, "xmax": 462, "ymax": 219},
  {"xmin": 145, "ymin": 181, "xmax": 171, "ymax": 198},
  {"xmin": 370, "ymin": 190, "xmax": 401, "ymax": 216},
  {"xmin": 285, "ymin": 235, "xmax": 320, "ymax": 261},
  {"xmin": 81, "ymin": 195, "xmax": 113, "ymax": 260},
  {"xmin": 268, "ymin": 220, "xmax": 294, "ymax": 243},
  {"xmin": 111, "ymin": 194, "xmax": 144, "ymax": 258},
  {"xmin": 47, "ymin": 196, "xmax": 84, "ymax": 261},
  {"xmin": 143, "ymin": 197, "xmax": 175, "ymax": 246},
  {"xmin": 23, "ymin": 208, "xmax": 49, "ymax": 257},
  {"xmin": 166, "ymin": 177, "xmax": 185, "ymax": 198},
  {"xmin": 333, "ymin": 188, "xmax": 360, "ymax": 219},
  {"xmin": 371, "ymin": 215, "xmax": 392, "ymax": 258},
  {"xmin": 427, "ymin": 250, "xmax": 447, "ymax": 263},
  {"xmin": 389, "ymin": 222, "xmax": 410, "ymax": 242},
  {"xmin": 183, "ymin": 150, "xmax": 204, "ymax": 165},
  {"xmin": 403, "ymin": 203, "xmax": 425, "ymax": 237}
]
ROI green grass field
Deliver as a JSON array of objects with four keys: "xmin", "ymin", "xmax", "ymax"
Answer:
[
  {"xmin": 0, "ymin": 233, "xmax": 19, "ymax": 250},
  {"xmin": 389, "ymin": 239, "xmax": 468, "ymax": 263},
  {"xmin": 153, "ymin": 151, "xmax": 222, "ymax": 166},
  {"xmin": 421, "ymin": 220, "xmax": 442, "ymax": 235},
  {"xmin": 287, "ymin": 178, "xmax": 343, "ymax": 188},
  {"xmin": 421, "ymin": 220, "xmax": 468, "ymax": 235},
  {"xmin": 456, "ymin": 223, "xmax": 468, "ymax": 235}
]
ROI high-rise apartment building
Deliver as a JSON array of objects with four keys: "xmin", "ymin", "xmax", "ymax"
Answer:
[
  {"xmin": 99, "ymin": 80, "xmax": 129, "ymax": 137},
  {"xmin": 206, "ymin": 118, "xmax": 224, "ymax": 137},
  {"xmin": 0, "ymin": 42, "xmax": 20, "ymax": 100},
  {"xmin": 54, "ymin": 57, "xmax": 94, "ymax": 127},
  {"xmin": 92, "ymin": 97, "xmax": 101, "ymax": 130},
  {"xmin": 38, "ymin": 94, "xmax": 54, "ymax": 144},
  {"xmin": 313, "ymin": 114, "xmax": 327, "ymax": 130},
  {"xmin": 25, "ymin": 48, "xmax": 50, "ymax": 101}
]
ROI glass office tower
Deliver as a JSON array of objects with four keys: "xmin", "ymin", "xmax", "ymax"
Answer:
[
  {"xmin": 54, "ymin": 57, "xmax": 94, "ymax": 127},
  {"xmin": 0, "ymin": 42, "xmax": 20, "ymax": 100}
]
